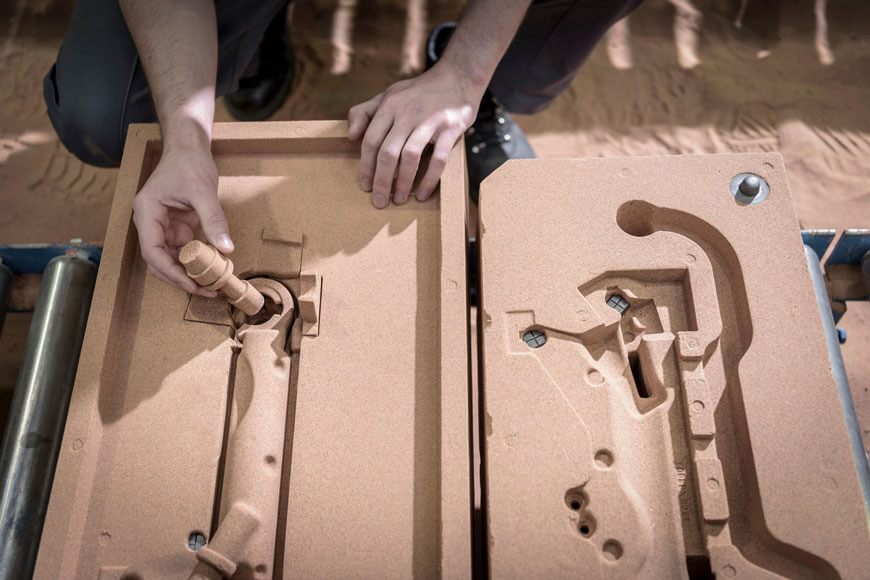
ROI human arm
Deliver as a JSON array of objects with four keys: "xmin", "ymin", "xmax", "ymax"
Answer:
[
  {"xmin": 122, "ymin": 0, "xmax": 231, "ymax": 296},
  {"xmin": 348, "ymin": 0, "xmax": 533, "ymax": 207}
]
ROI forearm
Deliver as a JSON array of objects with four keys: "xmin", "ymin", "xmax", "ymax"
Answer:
[
  {"xmin": 119, "ymin": 0, "xmax": 218, "ymax": 154},
  {"xmin": 437, "ymin": 0, "xmax": 533, "ymax": 97}
]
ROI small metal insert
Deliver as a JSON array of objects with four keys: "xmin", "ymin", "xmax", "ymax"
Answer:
[
  {"xmin": 188, "ymin": 532, "xmax": 207, "ymax": 551},
  {"xmin": 729, "ymin": 173, "xmax": 770, "ymax": 205},
  {"xmin": 606, "ymin": 294, "xmax": 630, "ymax": 314},
  {"xmin": 522, "ymin": 329, "xmax": 547, "ymax": 348}
]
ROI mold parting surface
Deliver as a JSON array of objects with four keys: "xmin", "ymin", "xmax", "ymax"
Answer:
[
  {"xmin": 477, "ymin": 154, "xmax": 870, "ymax": 579},
  {"xmin": 33, "ymin": 121, "xmax": 471, "ymax": 579}
]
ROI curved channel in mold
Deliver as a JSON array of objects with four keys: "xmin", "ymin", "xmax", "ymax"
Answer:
[{"xmin": 616, "ymin": 200, "xmax": 838, "ymax": 579}]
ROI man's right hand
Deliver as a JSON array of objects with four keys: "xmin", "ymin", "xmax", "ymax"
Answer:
[{"xmin": 132, "ymin": 145, "xmax": 233, "ymax": 297}]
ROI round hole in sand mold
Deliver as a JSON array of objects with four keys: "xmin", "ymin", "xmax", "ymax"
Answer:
[
  {"xmin": 564, "ymin": 489, "xmax": 587, "ymax": 511},
  {"xmin": 595, "ymin": 450, "xmax": 614, "ymax": 468},
  {"xmin": 265, "ymin": 455, "xmax": 277, "ymax": 465},
  {"xmin": 602, "ymin": 539, "xmax": 623, "ymax": 561},
  {"xmin": 577, "ymin": 515, "xmax": 596, "ymax": 537}
]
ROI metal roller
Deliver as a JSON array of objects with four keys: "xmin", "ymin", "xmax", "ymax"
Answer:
[{"xmin": 0, "ymin": 255, "xmax": 97, "ymax": 579}]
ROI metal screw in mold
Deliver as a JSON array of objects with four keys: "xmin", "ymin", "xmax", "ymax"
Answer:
[
  {"xmin": 729, "ymin": 173, "xmax": 770, "ymax": 205},
  {"xmin": 606, "ymin": 294, "xmax": 630, "ymax": 315},
  {"xmin": 522, "ymin": 329, "xmax": 547, "ymax": 348},
  {"xmin": 188, "ymin": 532, "xmax": 206, "ymax": 551}
]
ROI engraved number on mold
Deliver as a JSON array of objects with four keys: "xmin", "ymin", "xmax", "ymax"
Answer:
[
  {"xmin": 606, "ymin": 294, "xmax": 630, "ymax": 315},
  {"xmin": 522, "ymin": 329, "xmax": 547, "ymax": 348},
  {"xmin": 188, "ymin": 531, "xmax": 207, "ymax": 551}
]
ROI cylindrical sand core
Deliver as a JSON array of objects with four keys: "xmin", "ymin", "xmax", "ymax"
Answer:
[{"xmin": 179, "ymin": 241, "xmax": 265, "ymax": 316}]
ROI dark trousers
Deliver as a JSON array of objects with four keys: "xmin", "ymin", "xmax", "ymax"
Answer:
[{"xmin": 45, "ymin": 0, "xmax": 642, "ymax": 168}]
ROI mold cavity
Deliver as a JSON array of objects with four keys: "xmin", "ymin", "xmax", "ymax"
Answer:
[
  {"xmin": 686, "ymin": 555, "xmax": 715, "ymax": 579},
  {"xmin": 255, "ymin": 565, "xmax": 268, "ymax": 574},
  {"xmin": 243, "ymin": 294, "xmax": 281, "ymax": 326},
  {"xmin": 265, "ymin": 454, "xmax": 276, "ymax": 465},
  {"xmin": 570, "ymin": 499, "xmax": 582, "ymax": 511},
  {"xmin": 594, "ymin": 449, "xmax": 614, "ymax": 468},
  {"xmin": 188, "ymin": 531, "xmax": 207, "ymax": 552},
  {"xmin": 628, "ymin": 352, "xmax": 650, "ymax": 398},
  {"xmin": 602, "ymin": 539, "xmax": 623, "ymax": 561},
  {"xmin": 615, "ymin": 200, "xmax": 656, "ymax": 237}
]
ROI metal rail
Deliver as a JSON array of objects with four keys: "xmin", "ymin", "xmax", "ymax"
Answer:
[{"xmin": 804, "ymin": 245, "xmax": 870, "ymax": 519}]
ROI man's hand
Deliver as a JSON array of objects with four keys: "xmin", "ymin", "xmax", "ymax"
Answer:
[
  {"xmin": 348, "ymin": 63, "xmax": 483, "ymax": 207},
  {"xmin": 348, "ymin": 0, "xmax": 532, "ymax": 208},
  {"xmin": 132, "ymin": 145, "xmax": 231, "ymax": 296}
]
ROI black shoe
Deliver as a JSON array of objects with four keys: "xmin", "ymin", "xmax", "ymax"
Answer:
[
  {"xmin": 225, "ymin": 3, "xmax": 294, "ymax": 121},
  {"xmin": 465, "ymin": 93, "xmax": 535, "ymax": 204},
  {"xmin": 425, "ymin": 22, "xmax": 536, "ymax": 204},
  {"xmin": 426, "ymin": 22, "xmax": 456, "ymax": 70}
]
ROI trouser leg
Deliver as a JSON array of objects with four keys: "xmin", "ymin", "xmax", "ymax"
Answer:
[
  {"xmin": 44, "ymin": 0, "xmax": 288, "ymax": 168},
  {"xmin": 489, "ymin": 0, "xmax": 644, "ymax": 115}
]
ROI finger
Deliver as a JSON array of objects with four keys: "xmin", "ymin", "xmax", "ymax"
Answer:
[
  {"xmin": 133, "ymin": 200, "xmax": 199, "ymax": 294},
  {"xmin": 372, "ymin": 123, "xmax": 413, "ymax": 206},
  {"xmin": 189, "ymin": 191, "xmax": 234, "ymax": 254},
  {"xmin": 348, "ymin": 93, "xmax": 384, "ymax": 141},
  {"xmin": 359, "ymin": 110, "xmax": 394, "ymax": 197},
  {"xmin": 416, "ymin": 129, "xmax": 461, "ymax": 201},
  {"xmin": 394, "ymin": 122, "xmax": 437, "ymax": 204},
  {"xmin": 166, "ymin": 219, "xmax": 196, "ymax": 249}
]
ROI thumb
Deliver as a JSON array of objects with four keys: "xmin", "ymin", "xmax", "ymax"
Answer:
[{"xmin": 191, "ymin": 192, "xmax": 234, "ymax": 253}]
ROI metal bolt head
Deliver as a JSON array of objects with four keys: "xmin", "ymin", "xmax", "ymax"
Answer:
[
  {"xmin": 523, "ymin": 329, "xmax": 547, "ymax": 348},
  {"xmin": 729, "ymin": 173, "xmax": 770, "ymax": 205},
  {"xmin": 503, "ymin": 134, "xmax": 512, "ymax": 142},
  {"xmin": 738, "ymin": 174, "xmax": 761, "ymax": 197},
  {"xmin": 606, "ymin": 294, "xmax": 630, "ymax": 315},
  {"xmin": 188, "ymin": 532, "xmax": 206, "ymax": 551}
]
